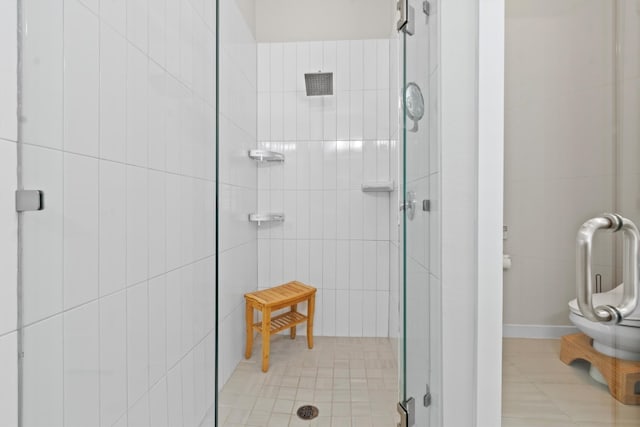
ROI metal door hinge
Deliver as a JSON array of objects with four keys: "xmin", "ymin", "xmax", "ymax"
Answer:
[
  {"xmin": 397, "ymin": 0, "xmax": 415, "ymax": 35},
  {"xmin": 397, "ymin": 397, "xmax": 415, "ymax": 427},
  {"xmin": 15, "ymin": 190, "xmax": 44, "ymax": 212},
  {"xmin": 423, "ymin": 1, "xmax": 431, "ymax": 16},
  {"xmin": 424, "ymin": 384, "xmax": 432, "ymax": 407},
  {"xmin": 397, "ymin": 0, "xmax": 408, "ymax": 31}
]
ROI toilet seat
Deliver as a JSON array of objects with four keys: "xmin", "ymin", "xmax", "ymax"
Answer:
[{"xmin": 569, "ymin": 284, "xmax": 640, "ymax": 327}]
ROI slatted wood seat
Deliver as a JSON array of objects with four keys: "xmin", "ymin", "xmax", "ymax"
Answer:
[{"xmin": 244, "ymin": 281, "xmax": 316, "ymax": 372}]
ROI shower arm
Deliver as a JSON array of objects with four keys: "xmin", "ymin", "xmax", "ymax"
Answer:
[{"xmin": 576, "ymin": 213, "xmax": 640, "ymax": 324}]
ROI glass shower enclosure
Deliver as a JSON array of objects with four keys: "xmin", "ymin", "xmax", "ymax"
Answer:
[
  {"xmin": 15, "ymin": 0, "xmax": 440, "ymax": 426},
  {"xmin": 397, "ymin": 0, "xmax": 441, "ymax": 426}
]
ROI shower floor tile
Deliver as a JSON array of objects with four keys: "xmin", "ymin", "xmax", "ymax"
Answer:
[
  {"xmin": 219, "ymin": 336, "xmax": 399, "ymax": 427},
  {"xmin": 502, "ymin": 338, "xmax": 640, "ymax": 427}
]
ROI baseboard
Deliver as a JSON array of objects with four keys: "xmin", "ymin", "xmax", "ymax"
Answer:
[{"xmin": 503, "ymin": 324, "xmax": 578, "ymax": 339}]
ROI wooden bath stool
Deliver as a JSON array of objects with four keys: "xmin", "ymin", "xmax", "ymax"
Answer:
[
  {"xmin": 560, "ymin": 332, "xmax": 640, "ymax": 405},
  {"xmin": 244, "ymin": 281, "xmax": 316, "ymax": 372}
]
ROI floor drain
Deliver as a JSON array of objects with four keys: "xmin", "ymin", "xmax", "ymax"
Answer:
[{"xmin": 296, "ymin": 405, "xmax": 319, "ymax": 420}]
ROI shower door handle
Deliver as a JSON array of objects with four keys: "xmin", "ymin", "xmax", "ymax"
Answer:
[{"xmin": 576, "ymin": 213, "xmax": 640, "ymax": 324}]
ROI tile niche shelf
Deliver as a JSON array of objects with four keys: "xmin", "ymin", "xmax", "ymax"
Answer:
[
  {"xmin": 248, "ymin": 213, "xmax": 285, "ymax": 226},
  {"xmin": 248, "ymin": 149, "xmax": 284, "ymax": 162}
]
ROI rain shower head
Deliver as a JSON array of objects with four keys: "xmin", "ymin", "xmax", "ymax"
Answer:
[{"xmin": 304, "ymin": 72, "xmax": 333, "ymax": 96}]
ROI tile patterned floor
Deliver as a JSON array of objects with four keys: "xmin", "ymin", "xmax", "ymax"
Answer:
[
  {"xmin": 218, "ymin": 336, "xmax": 399, "ymax": 427},
  {"xmin": 216, "ymin": 336, "xmax": 640, "ymax": 426},
  {"xmin": 502, "ymin": 338, "xmax": 640, "ymax": 427}
]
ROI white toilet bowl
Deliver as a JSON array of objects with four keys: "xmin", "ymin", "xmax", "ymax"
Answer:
[{"xmin": 568, "ymin": 284, "xmax": 640, "ymax": 362}]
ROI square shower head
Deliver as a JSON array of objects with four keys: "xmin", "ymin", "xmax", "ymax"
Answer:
[{"xmin": 304, "ymin": 72, "xmax": 333, "ymax": 96}]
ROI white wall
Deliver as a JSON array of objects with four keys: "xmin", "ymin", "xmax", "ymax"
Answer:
[
  {"xmin": 255, "ymin": 39, "xmax": 393, "ymax": 337},
  {"xmin": 218, "ymin": 0, "xmax": 258, "ymax": 387},
  {"xmin": 0, "ymin": 1, "xmax": 18, "ymax": 426},
  {"xmin": 616, "ymin": 1, "xmax": 640, "ymax": 278},
  {"xmin": 19, "ymin": 1, "xmax": 217, "ymax": 426},
  {"xmin": 477, "ymin": 0, "xmax": 504, "ymax": 424},
  {"xmin": 504, "ymin": 1, "xmax": 617, "ymax": 329},
  {"xmin": 256, "ymin": 0, "xmax": 395, "ymax": 42},
  {"xmin": 440, "ymin": 0, "xmax": 479, "ymax": 425}
]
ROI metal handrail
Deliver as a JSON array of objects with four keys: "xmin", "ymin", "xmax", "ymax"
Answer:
[{"xmin": 576, "ymin": 213, "xmax": 640, "ymax": 324}]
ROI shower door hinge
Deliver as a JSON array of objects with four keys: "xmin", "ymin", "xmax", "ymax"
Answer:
[
  {"xmin": 423, "ymin": 1, "xmax": 431, "ymax": 17},
  {"xmin": 397, "ymin": 0, "xmax": 415, "ymax": 35},
  {"xmin": 424, "ymin": 384, "xmax": 432, "ymax": 408},
  {"xmin": 15, "ymin": 190, "xmax": 44, "ymax": 212},
  {"xmin": 397, "ymin": 397, "xmax": 415, "ymax": 427},
  {"xmin": 397, "ymin": 0, "xmax": 408, "ymax": 31}
]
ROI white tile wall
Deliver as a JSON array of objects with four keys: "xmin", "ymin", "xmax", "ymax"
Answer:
[
  {"xmin": 0, "ymin": 332, "xmax": 18, "ymax": 427},
  {"xmin": 100, "ymin": 24, "xmax": 127, "ymax": 162},
  {"xmin": 21, "ymin": 0, "xmax": 64, "ymax": 151},
  {"xmin": 23, "ymin": 316, "xmax": 64, "ymax": 427},
  {"xmin": 0, "ymin": 1, "xmax": 18, "ymax": 426},
  {"xmin": 19, "ymin": 1, "xmax": 217, "ymax": 426},
  {"xmin": 63, "ymin": 153, "xmax": 100, "ymax": 309},
  {"xmin": 63, "ymin": 0, "xmax": 100, "ymax": 157},
  {"xmin": 0, "ymin": 1, "xmax": 17, "ymax": 143},
  {"xmin": 0, "ymin": 142, "xmax": 17, "ymax": 335},
  {"xmin": 256, "ymin": 39, "xmax": 394, "ymax": 338},
  {"xmin": 218, "ymin": 0, "xmax": 258, "ymax": 388},
  {"xmin": 149, "ymin": 378, "xmax": 169, "ymax": 427},
  {"xmin": 63, "ymin": 302, "xmax": 100, "ymax": 427},
  {"xmin": 99, "ymin": 291, "xmax": 127, "ymax": 426}
]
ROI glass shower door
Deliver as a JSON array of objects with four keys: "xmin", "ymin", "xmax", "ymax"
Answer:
[{"xmin": 398, "ymin": 0, "xmax": 440, "ymax": 426}]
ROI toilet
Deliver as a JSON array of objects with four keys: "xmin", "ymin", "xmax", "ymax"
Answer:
[{"xmin": 569, "ymin": 283, "xmax": 640, "ymax": 362}]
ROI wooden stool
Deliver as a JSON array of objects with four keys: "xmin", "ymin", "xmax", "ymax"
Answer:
[
  {"xmin": 244, "ymin": 281, "xmax": 316, "ymax": 372},
  {"xmin": 560, "ymin": 333, "xmax": 640, "ymax": 405}
]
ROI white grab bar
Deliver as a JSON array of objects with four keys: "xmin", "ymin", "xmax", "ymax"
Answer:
[{"xmin": 576, "ymin": 213, "xmax": 640, "ymax": 324}]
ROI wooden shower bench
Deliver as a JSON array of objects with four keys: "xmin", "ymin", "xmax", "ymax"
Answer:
[{"xmin": 244, "ymin": 281, "xmax": 316, "ymax": 372}]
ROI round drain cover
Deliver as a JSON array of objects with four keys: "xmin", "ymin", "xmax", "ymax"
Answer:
[{"xmin": 296, "ymin": 405, "xmax": 319, "ymax": 420}]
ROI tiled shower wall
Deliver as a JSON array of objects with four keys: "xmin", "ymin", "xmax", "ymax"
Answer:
[
  {"xmin": 388, "ymin": 37, "xmax": 400, "ymax": 340},
  {"xmin": 256, "ymin": 39, "xmax": 394, "ymax": 337},
  {"xmin": 217, "ymin": 0, "xmax": 258, "ymax": 387},
  {"xmin": 0, "ymin": 1, "xmax": 18, "ymax": 425},
  {"xmin": 19, "ymin": 1, "xmax": 216, "ymax": 426}
]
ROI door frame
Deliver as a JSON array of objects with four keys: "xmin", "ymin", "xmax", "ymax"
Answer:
[{"xmin": 440, "ymin": 0, "xmax": 504, "ymax": 426}]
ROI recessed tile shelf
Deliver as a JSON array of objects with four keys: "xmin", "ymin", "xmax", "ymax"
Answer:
[
  {"xmin": 248, "ymin": 149, "xmax": 284, "ymax": 162},
  {"xmin": 248, "ymin": 213, "xmax": 285, "ymax": 226},
  {"xmin": 361, "ymin": 181, "xmax": 394, "ymax": 192}
]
